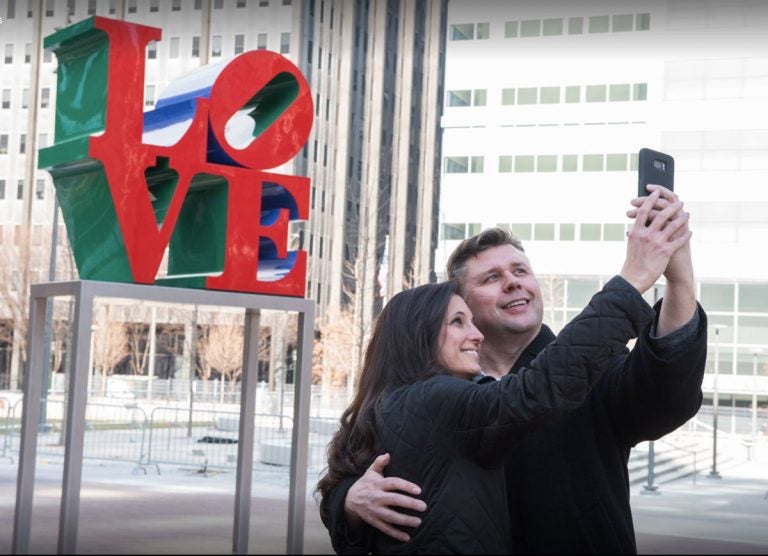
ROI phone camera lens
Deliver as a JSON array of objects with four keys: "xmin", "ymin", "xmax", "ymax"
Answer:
[{"xmin": 653, "ymin": 160, "xmax": 666, "ymax": 171}]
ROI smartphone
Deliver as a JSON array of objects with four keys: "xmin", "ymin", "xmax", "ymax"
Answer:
[{"xmin": 638, "ymin": 148, "xmax": 674, "ymax": 197}]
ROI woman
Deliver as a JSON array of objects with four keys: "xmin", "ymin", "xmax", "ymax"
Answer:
[{"xmin": 317, "ymin": 278, "xmax": 654, "ymax": 554}]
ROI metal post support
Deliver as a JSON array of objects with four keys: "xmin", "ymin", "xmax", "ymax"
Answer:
[
  {"xmin": 12, "ymin": 286, "xmax": 47, "ymax": 554},
  {"xmin": 233, "ymin": 308, "xmax": 261, "ymax": 554},
  {"xmin": 58, "ymin": 283, "xmax": 93, "ymax": 554},
  {"xmin": 286, "ymin": 307, "xmax": 315, "ymax": 555},
  {"xmin": 641, "ymin": 441, "xmax": 659, "ymax": 494},
  {"xmin": 12, "ymin": 281, "xmax": 315, "ymax": 555},
  {"xmin": 709, "ymin": 326, "xmax": 724, "ymax": 479}
]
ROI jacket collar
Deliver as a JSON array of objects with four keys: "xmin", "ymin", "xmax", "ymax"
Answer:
[{"xmin": 509, "ymin": 324, "xmax": 556, "ymax": 375}]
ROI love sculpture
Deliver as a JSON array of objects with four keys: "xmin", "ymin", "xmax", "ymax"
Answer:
[
  {"xmin": 39, "ymin": 16, "xmax": 313, "ymax": 296},
  {"xmin": 13, "ymin": 17, "xmax": 317, "ymax": 556}
]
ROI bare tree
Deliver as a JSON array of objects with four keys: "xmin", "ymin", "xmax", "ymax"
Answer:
[
  {"xmin": 92, "ymin": 305, "xmax": 129, "ymax": 394},
  {"xmin": 198, "ymin": 320, "xmax": 244, "ymax": 389},
  {"xmin": 124, "ymin": 303, "xmax": 151, "ymax": 376},
  {"xmin": 539, "ymin": 274, "xmax": 565, "ymax": 332},
  {"xmin": 315, "ymin": 304, "xmax": 366, "ymax": 395}
]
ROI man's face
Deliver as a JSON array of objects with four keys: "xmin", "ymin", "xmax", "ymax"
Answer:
[{"xmin": 461, "ymin": 244, "xmax": 544, "ymax": 339}]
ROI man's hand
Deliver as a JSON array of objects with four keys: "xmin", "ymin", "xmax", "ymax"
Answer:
[
  {"xmin": 344, "ymin": 453, "xmax": 427, "ymax": 543},
  {"xmin": 628, "ymin": 185, "xmax": 696, "ymax": 334},
  {"xmin": 620, "ymin": 189, "xmax": 692, "ymax": 294}
]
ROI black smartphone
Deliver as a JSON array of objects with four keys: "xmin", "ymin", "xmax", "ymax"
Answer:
[{"xmin": 638, "ymin": 148, "xmax": 674, "ymax": 197}]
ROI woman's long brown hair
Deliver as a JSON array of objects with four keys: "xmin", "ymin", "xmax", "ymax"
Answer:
[{"xmin": 316, "ymin": 281, "xmax": 458, "ymax": 510}]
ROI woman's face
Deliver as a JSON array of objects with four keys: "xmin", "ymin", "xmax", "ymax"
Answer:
[{"xmin": 436, "ymin": 294, "xmax": 484, "ymax": 380}]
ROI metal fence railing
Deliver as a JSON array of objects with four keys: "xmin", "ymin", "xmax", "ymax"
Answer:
[{"xmin": 0, "ymin": 398, "xmax": 339, "ymax": 475}]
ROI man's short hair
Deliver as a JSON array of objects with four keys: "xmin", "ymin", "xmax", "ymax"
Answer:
[{"xmin": 446, "ymin": 227, "xmax": 525, "ymax": 288}]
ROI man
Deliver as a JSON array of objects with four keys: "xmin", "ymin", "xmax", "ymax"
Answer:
[{"xmin": 321, "ymin": 186, "xmax": 707, "ymax": 554}]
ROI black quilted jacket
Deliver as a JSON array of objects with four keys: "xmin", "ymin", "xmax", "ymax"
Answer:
[
  {"xmin": 329, "ymin": 276, "xmax": 656, "ymax": 554},
  {"xmin": 322, "ymin": 277, "xmax": 707, "ymax": 555}
]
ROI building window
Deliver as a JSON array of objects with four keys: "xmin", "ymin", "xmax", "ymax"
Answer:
[
  {"xmin": 517, "ymin": 87, "xmax": 537, "ymax": 105},
  {"xmin": 45, "ymin": 0, "xmax": 54, "ymax": 16},
  {"xmin": 2, "ymin": 89, "xmax": 10, "ymax": 109},
  {"xmin": 444, "ymin": 156, "xmax": 469, "ymax": 173},
  {"xmin": 4, "ymin": 44, "xmax": 13, "ymax": 64},
  {"xmin": 282, "ymin": 0, "xmax": 292, "ymax": 5},
  {"xmin": 128, "ymin": 0, "xmax": 137, "ymax": 14},
  {"xmin": 700, "ymin": 284, "xmax": 734, "ymax": 312},
  {"xmin": 633, "ymin": 82, "xmax": 648, "ymax": 101},
  {"xmin": 0, "ymin": 134, "xmax": 8, "ymax": 154},
  {"xmin": 38, "ymin": 133, "xmax": 48, "ymax": 148},
  {"xmin": 450, "ymin": 23, "xmax": 474, "ymax": 40},
  {"xmin": 6, "ymin": 0, "xmax": 15, "ymax": 19},
  {"xmin": 520, "ymin": 19, "xmax": 541, "ymax": 38},
  {"xmin": 542, "ymin": 18, "xmax": 563, "ymax": 36},
  {"xmin": 236, "ymin": 0, "xmax": 246, "ymax": 7},
  {"xmin": 534, "ymin": 223, "xmax": 555, "ymax": 241},
  {"xmin": 214, "ymin": 0, "xmax": 223, "ymax": 8},
  {"xmin": 257, "ymin": 33, "xmax": 267, "ymax": 50},
  {"xmin": 17, "ymin": 179, "xmax": 24, "ymax": 200},
  {"xmin": 580, "ymin": 223, "xmax": 601, "ymax": 241},
  {"xmin": 499, "ymin": 155, "xmax": 513, "ymax": 173},
  {"xmin": 67, "ymin": 0, "xmax": 75, "ymax": 16},
  {"xmin": 539, "ymin": 86, "xmax": 560, "ymax": 104},
  {"xmin": 609, "ymin": 83, "xmax": 630, "ymax": 102},
  {"xmin": 603, "ymin": 224, "xmax": 625, "ymax": 241},
  {"xmin": 443, "ymin": 223, "xmax": 466, "ymax": 240},
  {"xmin": 24, "ymin": 43, "xmax": 31, "ymax": 63},
  {"xmin": 87, "ymin": 0, "xmax": 97, "ymax": 15},
  {"xmin": 565, "ymin": 85, "xmax": 580, "ymax": 103},
  {"xmin": 606, "ymin": 153, "xmax": 628, "ymax": 171},
  {"xmin": 211, "ymin": 35, "xmax": 222, "ymax": 57},
  {"xmin": 234, "ymin": 34, "xmax": 245, "ymax": 54},
  {"xmin": 280, "ymin": 32, "xmax": 290, "ymax": 54},
  {"xmin": 504, "ymin": 21, "xmax": 518, "ymax": 38},
  {"xmin": 0, "ymin": 180, "xmax": 5, "ymax": 200},
  {"xmin": 40, "ymin": 88, "xmax": 50, "ymax": 108},
  {"xmin": 636, "ymin": 13, "xmax": 651, "ymax": 31},
  {"xmin": 447, "ymin": 90, "xmax": 470, "ymax": 107},
  {"xmin": 582, "ymin": 154, "xmax": 604, "ymax": 171},
  {"xmin": 568, "ymin": 17, "xmax": 584, "ymax": 35},
  {"xmin": 43, "ymin": 48, "xmax": 52, "ymax": 63},
  {"xmin": 109, "ymin": 0, "xmax": 116, "ymax": 14},
  {"xmin": 471, "ymin": 156, "xmax": 484, "ymax": 173},
  {"xmin": 562, "ymin": 154, "xmax": 578, "ymax": 172},
  {"xmin": 192, "ymin": 36, "xmax": 200, "ymax": 58},
  {"xmin": 35, "ymin": 179, "xmax": 45, "ymax": 199},
  {"xmin": 585, "ymin": 84, "xmax": 607, "ymax": 102},
  {"xmin": 150, "ymin": 0, "xmax": 159, "ymax": 12},
  {"xmin": 739, "ymin": 284, "xmax": 768, "ymax": 312},
  {"xmin": 511, "ymin": 223, "xmax": 532, "ymax": 241},
  {"xmin": 560, "ymin": 223, "xmax": 575, "ymax": 241},
  {"xmin": 515, "ymin": 155, "xmax": 535, "ymax": 172},
  {"xmin": 259, "ymin": 0, "xmax": 269, "ymax": 5},
  {"xmin": 145, "ymin": 84, "xmax": 155, "ymax": 107},
  {"xmin": 172, "ymin": 0, "xmax": 181, "ymax": 10},
  {"xmin": 612, "ymin": 14, "xmax": 633, "ymax": 32},
  {"xmin": 476, "ymin": 22, "xmax": 490, "ymax": 39},
  {"xmin": 536, "ymin": 155, "xmax": 557, "ymax": 172},
  {"xmin": 147, "ymin": 42, "xmax": 157, "ymax": 59},
  {"xmin": 19, "ymin": 134, "xmax": 25, "ymax": 154},
  {"xmin": 588, "ymin": 15, "xmax": 610, "ymax": 33},
  {"xmin": 169, "ymin": 37, "xmax": 180, "ymax": 58}
]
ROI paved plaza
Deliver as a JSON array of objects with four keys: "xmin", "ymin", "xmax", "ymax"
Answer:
[{"xmin": 0, "ymin": 441, "xmax": 766, "ymax": 554}]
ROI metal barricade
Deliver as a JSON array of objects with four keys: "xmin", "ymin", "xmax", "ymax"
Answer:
[
  {"xmin": 1, "ymin": 398, "xmax": 148, "ymax": 472},
  {"xmin": 145, "ymin": 406, "xmax": 297, "ymax": 473}
]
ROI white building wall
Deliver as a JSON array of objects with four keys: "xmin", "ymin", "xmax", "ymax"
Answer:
[{"xmin": 438, "ymin": 0, "xmax": 768, "ymax": 402}]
